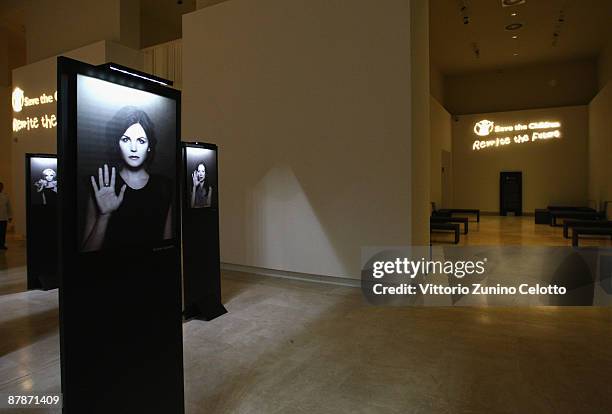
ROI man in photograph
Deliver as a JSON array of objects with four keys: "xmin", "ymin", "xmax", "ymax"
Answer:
[{"xmin": 0, "ymin": 182, "xmax": 12, "ymax": 250}]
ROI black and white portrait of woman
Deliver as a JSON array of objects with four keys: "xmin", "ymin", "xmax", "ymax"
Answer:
[
  {"xmin": 191, "ymin": 162, "xmax": 212, "ymax": 208},
  {"xmin": 185, "ymin": 146, "xmax": 217, "ymax": 210},
  {"xmin": 29, "ymin": 157, "xmax": 58, "ymax": 207},
  {"xmin": 35, "ymin": 168, "xmax": 58, "ymax": 205},
  {"xmin": 77, "ymin": 75, "xmax": 177, "ymax": 252}
]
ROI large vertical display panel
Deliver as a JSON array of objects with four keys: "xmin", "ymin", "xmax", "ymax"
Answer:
[
  {"xmin": 57, "ymin": 57, "xmax": 184, "ymax": 413},
  {"xmin": 26, "ymin": 154, "xmax": 59, "ymax": 290},
  {"xmin": 182, "ymin": 142, "xmax": 226, "ymax": 320}
]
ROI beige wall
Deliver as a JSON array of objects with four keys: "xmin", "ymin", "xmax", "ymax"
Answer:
[
  {"xmin": 452, "ymin": 106, "xmax": 589, "ymax": 213},
  {"xmin": 120, "ymin": 0, "xmax": 141, "ymax": 50},
  {"xmin": 196, "ymin": 0, "xmax": 230, "ymax": 9},
  {"xmin": 0, "ymin": 28, "xmax": 26, "ymax": 224},
  {"xmin": 183, "ymin": 0, "xmax": 414, "ymax": 279},
  {"xmin": 588, "ymin": 83, "xmax": 612, "ymax": 218},
  {"xmin": 430, "ymin": 96, "xmax": 451, "ymax": 208},
  {"xmin": 23, "ymin": 0, "xmax": 140, "ymax": 63},
  {"xmin": 411, "ymin": 0, "xmax": 430, "ymax": 246},
  {"xmin": 598, "ymin": 41, "xmax": 612, "ymax": 92},
  {"xmin": 429, "ymin": 63, "xmax": 444, "ymax": 106},
  {"xmin": 446, "ymin": 59, "xmax": 598, "ymax": 115},
  {"xmin": 0, "ymin": 87, "xmax": 11, "ymax": 200},
  {"xmin": 141, "ymin": 8, "xmax": 181, "ymax": 48},
  {"xmin": 11, "ymin": 41, "xmax": 143, "ymax": 237}
]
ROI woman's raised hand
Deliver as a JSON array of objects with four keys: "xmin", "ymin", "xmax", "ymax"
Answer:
[
  {"xmin": 192, "ymin": 171, "xmax": 199, "ymax": 187},
  {"xmin": 90, "ymin": 164, "xmax": 126, "ymax": 215},
  {"xmin": 35, "ymin": 180, "xmax": 45, "ymax": 192}
]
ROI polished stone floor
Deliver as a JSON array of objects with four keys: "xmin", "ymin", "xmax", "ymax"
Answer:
[{"xmin": 1, "ymin": 220, "xmax": 612, "ymax": 413}]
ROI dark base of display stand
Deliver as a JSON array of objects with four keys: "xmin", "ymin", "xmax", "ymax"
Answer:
[
  {"xmin": 27, "ymin": 272, "xmax": 59, "ymax": 291},
  {"xmin": 184, "ymin": 302, "xmax": 228, "ymax": 321}
]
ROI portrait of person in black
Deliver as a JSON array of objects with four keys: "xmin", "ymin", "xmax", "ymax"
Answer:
[
  {"xmin": 190, "ymin": 161, "xmax": 213, "ymax": 208},
  {"xmin": 81, "ymin": 106, "xmax": 172, "ymax": 252},
  {"xmin": 34, "ymin": 168, "xmax": 58, "ymax": 206}
]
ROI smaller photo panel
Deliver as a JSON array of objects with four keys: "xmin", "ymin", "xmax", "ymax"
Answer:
[
  {"xmin": 30, "ymin": 157, "xmax": 58, "ymax": 207},
  {"xmin": 185, "ymin": 146, "xmax": 217, "ymax": 209}
]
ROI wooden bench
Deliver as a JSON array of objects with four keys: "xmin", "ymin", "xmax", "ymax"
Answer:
[
  {"xmin": 431, "ymin": 203, "xmax": 480, "ymax": 223},
  {"xmin": 430, "ymin": 216, "xmax": 469, "ymax": 234},
  {"xmin": 430, "ymin": 222, "xmax": 460, "ymax": 244},
  {"xmin": 563, "ymin": 219, "xmax": 612, "ymax": 239},
  {"xmin": 548, "ymin": 205, "xmax": 597, "ymax": 212},
  {"xmin": 550, "ymin": 210, "xmax": 604, "ymax": 226},
  {"xmin": 572, "ymin": 227, "xmax": 612, "ymax": 247}
]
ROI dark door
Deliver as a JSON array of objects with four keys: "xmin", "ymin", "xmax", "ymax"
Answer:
[{"xmin": 500, "ymin": 171, "xmax": 522, "ymax": 216}]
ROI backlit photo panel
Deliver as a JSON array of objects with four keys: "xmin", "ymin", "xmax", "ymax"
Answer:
[
  {"xmin": 29, "ymin": 156, "xmax": 58, "ymax": 207},
  {"xmin": 185, "ymin": 146, "xmax": 217, "ymax": 209},
  {"xmin": 76, "ymin": 75, "xmax": 177, "ymax": 252}
]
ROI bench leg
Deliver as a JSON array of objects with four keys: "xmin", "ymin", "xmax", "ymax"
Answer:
[
  {"xmin": 464, "ymin": 222, "xmax": 468, "ymax": 235},
  {"xmin": 563, "ymin": 225, "xmax": 569, "ymax": 239},
  {"xmin": 454, "ymin": 229, "xmax": 460, "ymax": 244},
  {"xmin": 476, "ymin": 212, "xmax": 480, "ymax": 222},
  {"xmin": 572, "ymin": 231, "xmax": 579, "ymax": 247}
]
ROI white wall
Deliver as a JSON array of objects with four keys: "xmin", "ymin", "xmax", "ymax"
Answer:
[
  {"xmin": 588, "ymin": 82, "xmax": 612, "ymax": 217},
  {"xmin": 430, "ymin": 96, "xmax": 451, "ymax": 208},
  {"xmin": 183, "ymin": 0, "xmax": 414, "ymax": 279},
  {"xmin": 452, "ymin": 106, "xmax": 589, "ymax": 213},
  {"xmin": 11, "ymin": 41, "xmax": 143, "ymax": 237}
]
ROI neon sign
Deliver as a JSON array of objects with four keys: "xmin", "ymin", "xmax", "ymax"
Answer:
[
  {"xmin": 12, "ymin": 87, "xmax": 58, "ymax": 133},
  {"xmin": 472, "ymin": 120, "xmax": 562, "ymax": 151}
]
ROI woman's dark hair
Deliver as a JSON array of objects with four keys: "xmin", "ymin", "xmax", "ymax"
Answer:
[
  {"xmin": 106, "ymin": 106, "xmax": 156, "ymax": 168},
  {"xmin": 195, "ymin": 161, "xmax": 211, "ymax": 196}
]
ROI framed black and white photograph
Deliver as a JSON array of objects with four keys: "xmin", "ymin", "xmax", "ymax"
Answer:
[
  {"xmin": 184, "ymin": 145, "xmax": 217, "ymax": 209},
  {"xmin": 58, "ymin": 58, "xmax": 184, "ymax": 413},
  {"xmin": 25, "ymin": 154, "xmax": 59, "ymax": 290},
  {"xmin": 76, "ymin": 74, "xmax": 177, "ymax": 252},
  {"xmin": 29, "ymin": 156, "xmax": 58, "ymax": 207}
]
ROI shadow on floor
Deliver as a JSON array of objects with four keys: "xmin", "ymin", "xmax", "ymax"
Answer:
[{"xmin": 0, "ymin": 307, "xmax": 59, "ymax": 358}]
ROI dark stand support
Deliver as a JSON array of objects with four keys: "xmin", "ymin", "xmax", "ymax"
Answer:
[
  {"xmin": 182, "ymin": 142, "xmax": 227, "ymax": 321},
  {"xmin": 500, "ymin": 171, "xmax": 522, "ymax": 216}
]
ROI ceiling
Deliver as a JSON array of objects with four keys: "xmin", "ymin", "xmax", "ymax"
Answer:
[
  {"xmin": 430, "ymin": 0, "xmax": 612, "ymax": 74},
  {"xmin": 0, "ymin": 0, "xmax": 25, "ymax": 37}
]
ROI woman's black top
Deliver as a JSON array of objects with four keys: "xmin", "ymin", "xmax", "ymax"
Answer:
[
  {"xmin": 103, "ymin": 173, "xmax": 173, "ymax": 249},
  {"xmin": 42, "ymin": 188, "xmax": 58, "ymax": 207}
]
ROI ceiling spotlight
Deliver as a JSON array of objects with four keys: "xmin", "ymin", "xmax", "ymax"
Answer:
[
  {"xmin": 513, "ymin": 53, "xmax": 519, "ymax": 56},
  {"xmin": 505, "ymin": 23, "xmax": 524, "ymax": 31},
  {"xmin": 512, "ymin": 35, "xmax": 518, "ymax": 39},
  {"xmin": 511, "ymin": 12, "xmax": 518, "ymax": 17}
]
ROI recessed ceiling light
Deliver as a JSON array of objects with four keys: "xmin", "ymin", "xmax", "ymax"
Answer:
[
  {"xmin": 513, "ymin": 53, "xmax": 519, "ymax": 56},
  {"xmin": 505, "ymin": 23, "xmax": 524, "ymax": 31},
  {"xmin": 502, "ymin": 0, "xmax": 526, "ymax": 6},
  {"xmin": 512, "ymin": 35, "xmax": 518, "ymax": 39},
  {"xmin": 511, "ymin": 12, "xmax": 518, "ymax": 16}
]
